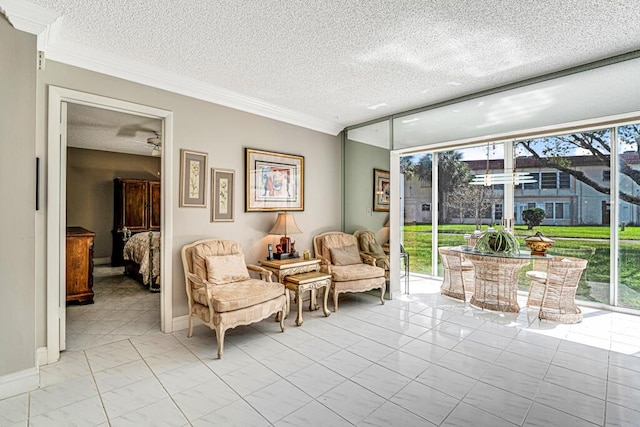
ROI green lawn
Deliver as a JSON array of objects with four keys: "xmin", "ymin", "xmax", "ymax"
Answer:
[
  {"xmin": 403, "ymin": 224, "xmax": 640, "ymax": 308},
  {"xmin": 404, "ymin": 224, "xmax": 640, "ymax": 240}
]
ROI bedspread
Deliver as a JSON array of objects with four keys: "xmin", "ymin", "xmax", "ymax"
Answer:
[{"xmin": 123, "ymin": 232, "xmax": 160, "ymax": 286}]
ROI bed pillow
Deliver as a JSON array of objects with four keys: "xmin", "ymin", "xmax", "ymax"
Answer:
[
  {"xmin": 205, "ymin": 254, "xmax": 250, "ymax": 285},
  {"xmin": 330, "ymin": 245, "xmax": 362, "ymax": 266}
]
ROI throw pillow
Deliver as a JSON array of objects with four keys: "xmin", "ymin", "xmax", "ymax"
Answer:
[
  {"xmin": 369, "ymin": 242, "xmax": 386, "ymax": 256},
  {"xmin": 359, "ymin": 234, "xmax": 370, "ymax": 253},
  {"xmin": 330, "ymin": 245, "xmax": 362, "ymax": 266},
  {"xmin": 205, "ymin": 254, "xmax": 250, "ymax": 285}
]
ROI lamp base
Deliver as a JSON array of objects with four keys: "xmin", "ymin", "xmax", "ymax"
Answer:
[{"xmin": 273, "ymin": 252, "xmax": 300, "ymax": 260}]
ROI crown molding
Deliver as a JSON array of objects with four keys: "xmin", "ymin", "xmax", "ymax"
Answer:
[
  {"xmin": 0, "ymin": 0, "xmax": 61, "ymax": 50},
  {"xmin": 0, "ymin": 1, "xmax": 343, "ymax": 136},
  {"xmin": 46, "ymin": 41, "xmax": 344, "ymax": 135}
]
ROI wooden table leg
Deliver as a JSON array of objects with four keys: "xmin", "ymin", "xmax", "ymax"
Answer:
[
  {"xmin": 321, "ymin": 285, "xmax": 330, "ymax": 317},
  {"xmin": 295, "ymin": 287, "xmax": 304, "ymax": 326},
  {"xmin": 309, "ymin": 289, "xmax": 319, "ymax": 311}
]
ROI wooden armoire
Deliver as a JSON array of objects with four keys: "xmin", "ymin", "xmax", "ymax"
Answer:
[{"xmin": 111, "ymin": 178, "xmax": 161, "ymax": 266}]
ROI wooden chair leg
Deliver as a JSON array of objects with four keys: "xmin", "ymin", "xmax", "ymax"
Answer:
[
  {"xmin": 279, "ymin": 307, "xmax": 286, "ymax": 332},
  {"xmin": 215, "ymin": 326, "xmax": 226, "ymax": 359},
  {"xmin": 187, "ymin": 314, "xmax": 194, "ymax": 338}
]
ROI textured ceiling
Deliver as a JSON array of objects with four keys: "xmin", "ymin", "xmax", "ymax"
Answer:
[
  {"xmin": 67, "ymin": 103, "xmax": 162, "ymax": 156},
  {"xmin": 11, "ymin": 0, "xmax": 640, "ymax": 132}
]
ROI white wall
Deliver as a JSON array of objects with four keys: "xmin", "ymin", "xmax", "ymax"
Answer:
[
  {"xmin": 393, "ymin": 57, "xmax": 640, "ymax": 150},
  {"xmin": 35, "ymin": 60, "xmax": 342, "ymax": 345}
]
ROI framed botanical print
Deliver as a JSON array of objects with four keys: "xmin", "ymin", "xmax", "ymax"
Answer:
[
  {"xmin": 373, "ymin": 168, "xmax": 390, "ymax": 212},
  {"xmin": 211, "ymin": 168, "xmax": 235, "ymax": 222},
  {"xmin": 245, "ymin": 148, "xmax": 304, "ymax": 212},
  {"xmin": 179, "ymin": 149, "xmax": 208, "ymax": 207}
]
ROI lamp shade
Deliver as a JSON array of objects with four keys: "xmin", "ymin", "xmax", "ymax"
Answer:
[{"xmin": 269, "ymin": 212, "xmax": 302, "ymax": 236}]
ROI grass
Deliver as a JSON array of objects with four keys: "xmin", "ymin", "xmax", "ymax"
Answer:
[
  {"xmin": 404, "ymin": 224, "xmax": 640, "ymax": 240},
  {"xmin": 402, "ymin": 224, "xmax": 640, "ymax": 308}
]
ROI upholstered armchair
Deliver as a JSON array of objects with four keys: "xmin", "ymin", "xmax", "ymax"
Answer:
[
  {"xmin": 353, "ymin": 230, "xmax": 390, "ymax": 280},
  {"xmin": 313, "ymin": 232, "xmax": 386, "ymax": 311},
  {"xmin": 181, "ymin": 239, "xmax": 287, "ymax": 358}
]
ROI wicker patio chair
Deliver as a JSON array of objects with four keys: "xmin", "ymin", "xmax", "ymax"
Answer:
[
  {"xmin": 438, "ymin": 247, "xmax": 475, "ymax": 301},
  {"xmin": 538, "ymin": 256, "xmax": 588, "ymax": 323}
]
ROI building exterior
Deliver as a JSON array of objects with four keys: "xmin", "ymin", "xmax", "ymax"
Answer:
[{"xmin": 403, "ymin": 152, "xmax": 640, "ymax": 226}]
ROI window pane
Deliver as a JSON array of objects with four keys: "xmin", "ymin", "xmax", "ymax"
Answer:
[
  {"xmin": 523, "ymin": 172, "xmax": 539, "ymax": 189},
  {"xmin": 545, "ymin": 202, "xmax": 554, "ymax": 217},
  {"xmin": 516, "ymin": 129, "xmax": 610, "ymax": 305},
  {"xmin": 541, "ymin": 172, "xmax": 557, "ymax": 189},
  {"xmin": 495, "ymin": 203, "xmax": 503, "ymax": 220},
  {"xmin": 617, "ymin": 123, "xmax": 640, "ymax": 309}
]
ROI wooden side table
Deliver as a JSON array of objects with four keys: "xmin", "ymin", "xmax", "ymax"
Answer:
[
  {"xmin": 259, "ymin": 258, "xmax": 322, "ymax": 317},
  {"xmin": 259, "ymin": 258, "xmax": 321, "ymax": 282},
  {"xmin": 284, "ymin": 272, "xmax": 331, "ymax": 326}
]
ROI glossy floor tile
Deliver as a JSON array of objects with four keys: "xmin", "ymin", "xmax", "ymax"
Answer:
[{"xmin": 4, "ymin": 274, "xmax": 640, "ymax": 426}]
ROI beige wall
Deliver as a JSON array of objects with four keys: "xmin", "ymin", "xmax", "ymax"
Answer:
[
  {"xmin": 67, "ymin": 148, "xmax": 162, "ymax": 259},
  {"xmin": 0, "ymin": 17, "xmax": 36, "ymax": 376},
  {"xmin": 344, "ymin": 139, "xmax": 390, "ymax": 236},
  {"xmin": 35, "ymin": 61, "xmax": 342, "ymax": 346}
]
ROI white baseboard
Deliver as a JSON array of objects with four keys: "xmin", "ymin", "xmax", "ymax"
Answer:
[
  {"xmin": 36, "ymin": 347, "xmax": 48, "ymax": 367},
  {"xmin": 0, "ymin": 367, "xmax": 39, "ymax": 400},
  {"xmin": 172, "ymin": 314, "xmax": 202, "ymax": 332},
  {"xmin": 93, "ymin": 257, "xmax": 111, "ymax": 266}
]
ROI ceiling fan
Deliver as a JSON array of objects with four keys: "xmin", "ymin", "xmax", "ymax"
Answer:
[
  {"xmin": 146, "ymin": 132, "xmax": 162, "ymax": 157},
  {"xmin": 126, "ymin": 130, "xmax": 162, "ymax": 156}
]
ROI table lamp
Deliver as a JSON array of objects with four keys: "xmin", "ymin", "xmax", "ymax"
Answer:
[{"xmin": 269, "ymin": 212, "xmax": 302, "ymax": 259}]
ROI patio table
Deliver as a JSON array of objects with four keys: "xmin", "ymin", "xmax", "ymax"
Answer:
[{"xmin": 449, "ymin": 247, "xmax": 550, "ymax": 313}]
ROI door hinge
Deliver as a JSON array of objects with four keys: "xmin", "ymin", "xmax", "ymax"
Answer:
[{"xmin": 37, "ymin": 51, "xmax": 45, "ymax": 71}]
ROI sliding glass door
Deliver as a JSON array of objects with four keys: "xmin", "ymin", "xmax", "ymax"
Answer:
[
  {"xmin": 399, "ymin": 122, "xmax": 640, "ymax": 312},
  {"xmin": 514, "ymin": 129, "xmax": 611, "ymax": 304},
  {"xmin": 617, "ymin": 123, "xmax": 640, "ymax": 310}
]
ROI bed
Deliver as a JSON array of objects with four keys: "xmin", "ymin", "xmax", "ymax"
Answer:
[{"xmin": 123, "ymin": 231, "xmax": 160, "ymax": 291}]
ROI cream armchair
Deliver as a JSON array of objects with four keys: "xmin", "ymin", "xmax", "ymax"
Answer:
[
  {"xmin": 181, "ymin": 239, "xmax": 286, "ymax": 358},
  {"xmin": 313, "ymin": 232, "xmax": 386, "ymax": 311},
  {"xmin": 353, "ymin": 230, "xmax": 390, "ymax": 280}
]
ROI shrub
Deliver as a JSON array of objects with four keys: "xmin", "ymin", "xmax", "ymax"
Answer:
[{"xmin": 522, "ymin": 207, "xmax": 546, "ymax": 230}]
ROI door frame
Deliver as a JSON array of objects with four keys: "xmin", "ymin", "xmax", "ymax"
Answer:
[{"xmin": 46, "ymin": 86, "xmax": 174, "ymax": 364}]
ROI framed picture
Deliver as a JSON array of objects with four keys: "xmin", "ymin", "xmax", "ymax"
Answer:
[
  {"xmin": 179, "ymin": 149, "xmax": 208, "ymax": 207},
  {"xmin": 245, "ymin": 148, "xmax": 304, "ymax": 212},
  {"xmin": 211, "ymin": 168, "xmax": 235, "ymax": 222},
  {"xmin": 373, "ymin": 168, "xmax": 390, "ymax": 212}
]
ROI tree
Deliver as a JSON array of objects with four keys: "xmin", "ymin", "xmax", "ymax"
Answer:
[
  {"xmin": 516, "ymin": 125, "xmax": 640, "ymax": 205},
  {"xmin": 400, "ymin": 156, "xmax": 416, "ymax": 179},
  {"xmin": 411, "ymin": 151, "xmax": 472, "ymax": 222},
  {"xmin": 448, "ymin": 184, "xmax": 501, "ymax": 227},
  {"xmin": 522, "ymin": 207, "xmax": 546, "ymax": 230}
]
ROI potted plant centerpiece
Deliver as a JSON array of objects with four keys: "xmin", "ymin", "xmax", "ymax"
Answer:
[{"xmin": 475, "ymin": 227, "xmax": 520, "ymax": 255}]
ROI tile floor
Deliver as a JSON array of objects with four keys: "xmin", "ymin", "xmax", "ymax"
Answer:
[
  {"xmin": 65, "ymin": 266, "xmax": 161, "ymax": 351},
  {"xmin": 2, "ymin": 274, "xmax": 640, "ymax": 426}
]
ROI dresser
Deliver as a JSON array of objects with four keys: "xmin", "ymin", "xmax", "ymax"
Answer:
[
  {"xmin": 111, "ymin": 178, "xmax": 161, "ymax": 266},
  {"xmin": 66, "ymin": 227, "xmax": 96, "ymax": 304}
]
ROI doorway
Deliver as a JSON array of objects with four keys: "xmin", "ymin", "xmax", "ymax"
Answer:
[
  {"xmin": 65, "ymin": 103, "xmax": 163, "ymax": 351},
  {"xmin": 602, "ymin": 201, "xmax": 611, "ymax": 224},
  {"xmin": 45, "ymin": 87, "xmax": 174, "ymax": 364}
]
